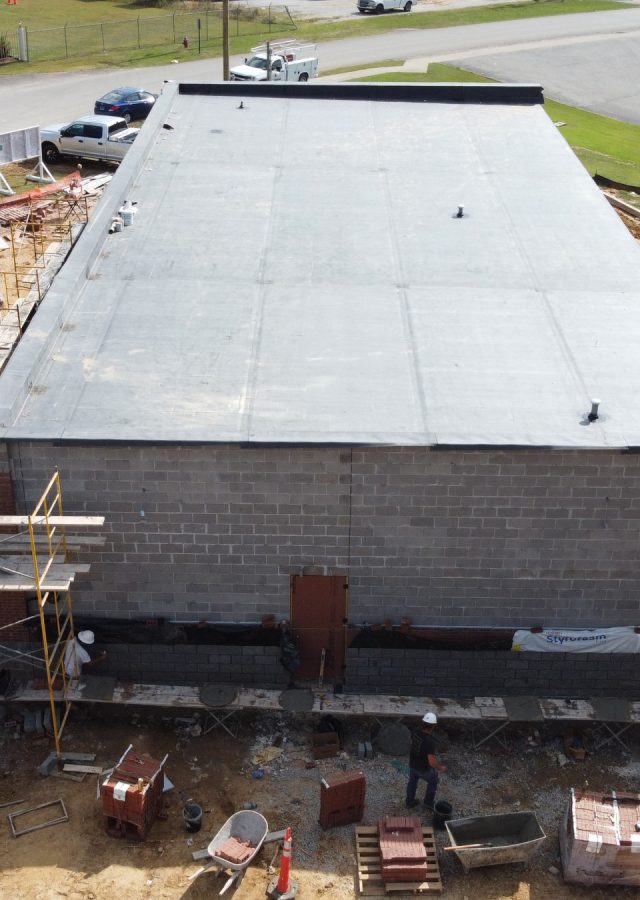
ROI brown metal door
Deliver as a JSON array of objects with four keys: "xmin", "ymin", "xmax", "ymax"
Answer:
[{"xmin": 290, "ymin": 575, "xmax": 347, "ymax": 684}]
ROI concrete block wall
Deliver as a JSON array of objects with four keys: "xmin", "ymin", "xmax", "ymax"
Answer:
[
  {"xmin": 0, "ymin": 642, "xmax": 286, "ymax": 689},
  {"xmin": 0, "ymin": 450, "xmax": 29, "ymax": 641},
  {"xmin": 10, "ymin": 443, "xmax": 350, "ymax": 623},
  {"xmin": 346, "ymin": 648, "xmax": 640, "ymax": 698},
  {"xmin": 98, "ymin": 643, "xmax": 286, "ymax": 687},
  {"xmin": 7, "ymin": 442, "xmax": 640, "ymax": 628}
]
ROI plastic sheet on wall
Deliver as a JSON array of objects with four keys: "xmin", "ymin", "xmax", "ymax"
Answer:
[{"xmin": 512, "ymin": 626, "xmax": 640, "ymax": 653}]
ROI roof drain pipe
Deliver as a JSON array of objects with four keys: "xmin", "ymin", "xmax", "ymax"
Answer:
[{"xmin": 587, "ymin": 398, "xmax": 601, "ymax": 422}]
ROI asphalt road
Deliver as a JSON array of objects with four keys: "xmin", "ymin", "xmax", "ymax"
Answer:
[{"xmin": 1, "ymin": 8, "xmax": 639, "ymax": 130}]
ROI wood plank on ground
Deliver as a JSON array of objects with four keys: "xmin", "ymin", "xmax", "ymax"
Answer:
[{"xmin": 355, "ymin": 825, "xmax": 441, "ymax": 895}]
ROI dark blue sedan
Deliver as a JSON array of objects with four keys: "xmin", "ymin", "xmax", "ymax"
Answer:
[{"xmin": 94, "ymin": 87, "xmax": 157, "ymax": 123}]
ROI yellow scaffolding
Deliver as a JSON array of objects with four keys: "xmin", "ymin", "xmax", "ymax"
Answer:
[
  {"xmin": 28, "ymin": 472, "xmax": 74, "ymax": 755},
  {"xmin": 0, "ymin": 472, "xmax": 104, "ymax": 756}
]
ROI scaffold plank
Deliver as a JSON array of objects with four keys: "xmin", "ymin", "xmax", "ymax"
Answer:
[{"xmin": 0, "ymin": 515, "xmax": 104, "ymax": 527}]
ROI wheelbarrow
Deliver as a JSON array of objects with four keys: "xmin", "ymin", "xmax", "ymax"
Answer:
[
  {"xmin": 189, "ymin": 809, "xmax": 270, "ymax": 895},
  {"xmin": 445, "ymin": 811, "xmax": 546, "ymax": 873}
]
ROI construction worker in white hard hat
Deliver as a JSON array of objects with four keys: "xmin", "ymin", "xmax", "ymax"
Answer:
[
  {"xmin": 405, "ymin": 711, "xmax": 446, "ymax": 812},
  {"xmin": 64, "ymin": 630, "xmax": 107, "ymax": 687}
]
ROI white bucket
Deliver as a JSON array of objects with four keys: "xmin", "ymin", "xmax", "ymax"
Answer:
[{"xmin": 119, "ymin": 203, "xmax": 136, "ymax": 227}]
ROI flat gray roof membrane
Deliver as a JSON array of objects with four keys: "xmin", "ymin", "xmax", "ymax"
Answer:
[{"xmin": 0, "ymin": 83, "xmax": 639, "ymax": 448}]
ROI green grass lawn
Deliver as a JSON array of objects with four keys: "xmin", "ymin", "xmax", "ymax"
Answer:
[
  {"xmin": 0, "ymin": 0, "xmax": 629, "ymax": 74},
  {"xmin": 354, "ymin": 63, "xmax": 640, "ymax": 186}
]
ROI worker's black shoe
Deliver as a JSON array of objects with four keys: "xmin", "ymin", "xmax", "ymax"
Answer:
[{"xmin": 405, "ymin": 798, "xmax": 420, "ymax": 809}]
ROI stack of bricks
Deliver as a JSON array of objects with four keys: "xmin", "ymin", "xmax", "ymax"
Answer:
[
  {"xmin": 216, "ymin": 837, "xmax": 255, "ymax": 864},
  {"xmin": 319, "ymin": 769, "xmax": 366, "ymax": 829},
  {"xmin": 101, "ymin": 748, "xmax": 165, "ymax": 840},
  {"xmin": 378, "ymin": 816, "xmax": 428, "ymax": 883}
]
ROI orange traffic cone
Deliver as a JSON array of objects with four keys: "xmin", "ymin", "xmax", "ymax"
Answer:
[{"xmin": 266, "ymin": 826, "xmax": 298, "ymax": 899}]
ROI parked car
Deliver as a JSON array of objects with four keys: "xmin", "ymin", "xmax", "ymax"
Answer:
[{"xmin": 94, "ymin": 87, "xmax": 157, "ymax": 123}]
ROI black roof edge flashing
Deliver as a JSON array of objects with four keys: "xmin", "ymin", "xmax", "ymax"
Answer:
[{"xmin": 178, "ymin": 82, "xmax": 544, "ymax": 105}]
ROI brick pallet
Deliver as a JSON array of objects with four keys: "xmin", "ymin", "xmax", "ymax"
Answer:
[
  {"xmin": 101, "ymin": 748, "xmax": 165, "ymax": 840},
  {"xmin": 355, "ymin": 825, "xmax": 442, "ymax": 895},
  {"xmin": 379, "ymin": 816, "xmax": 428, "ymax": 883},
  {"xmin": 319, "ymin": 770, "xmax": 366, "ymax": 830}
]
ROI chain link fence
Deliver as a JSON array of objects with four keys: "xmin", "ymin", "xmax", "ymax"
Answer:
[
  {"xmin": 0, "ymin": 30, "xmax": 19, "ymax": 62},
  {"xmin": 17, "ymin": 6, "xmax": 295, "ymax": 64}
]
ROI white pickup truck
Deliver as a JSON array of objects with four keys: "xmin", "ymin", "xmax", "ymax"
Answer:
[
  {"xmin": 40, "ymin": 115, "xmax": 139, "ymax": 165},
  {"xmin": 229, "ymin": 41, "xmax": 318, "ymax": 83}
]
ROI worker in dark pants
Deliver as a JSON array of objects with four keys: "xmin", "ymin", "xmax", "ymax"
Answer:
[
  {"xmin": 406, "ymin": 711, "xmax": 446, "ymax": 812},
  {"xmin": 279, "ymin": 620, "xmax": 301, "ymax": 688}
]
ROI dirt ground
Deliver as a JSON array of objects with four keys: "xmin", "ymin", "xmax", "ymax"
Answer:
[{"xmin": 1, "ymin": 702, "xmax": 639, "ymax": 900}]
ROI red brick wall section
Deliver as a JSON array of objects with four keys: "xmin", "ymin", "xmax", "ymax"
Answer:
[{"xmin": 0, "ymin": 473, "xmax": 29, "ymax": 641}]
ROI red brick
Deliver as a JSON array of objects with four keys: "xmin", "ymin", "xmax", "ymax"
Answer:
[
  {"xmin": 379, "ymin": 816, "xmax": 426, "ymax": 865},
  {"xmin": 319, "ymin": 771, "xmax": 366, "ymax": 828},
  {"xmin": 216, "ymin": 837, "xmax": 254, "ymax": 864}
]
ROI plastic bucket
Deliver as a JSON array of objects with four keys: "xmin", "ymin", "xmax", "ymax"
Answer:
[
  {"xmin": 183, "ymin": 803, "xmax": 203, "ymax": 833},
  {"xmin": 433, "ymin": 800, "xmax": 453, "ymax": 830}
]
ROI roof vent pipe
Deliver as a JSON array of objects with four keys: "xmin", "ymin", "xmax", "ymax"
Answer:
[
  {"xmin": 456, "ymin": 205, "xmax": 464, "ymax": 219},
  {"xmin": 588, "ymin": 398, "xmax": 601, "ymax": 422}
]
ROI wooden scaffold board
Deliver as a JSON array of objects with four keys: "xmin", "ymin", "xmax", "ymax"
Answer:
[{"xmin": 355, "ymin": 825, "xmax": 442, "ymax": 895}]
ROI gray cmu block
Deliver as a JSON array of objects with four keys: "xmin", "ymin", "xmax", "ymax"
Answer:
[{"xmin": 7, "ymin": 443, "xmax": 640, "ymax": 631}]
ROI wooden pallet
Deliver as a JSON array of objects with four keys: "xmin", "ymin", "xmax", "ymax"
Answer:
[{"xmin": 356, "ymin": 825, "xmax": 442, "ymax": 895}]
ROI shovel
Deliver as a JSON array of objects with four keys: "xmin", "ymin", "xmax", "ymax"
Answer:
[{"xmin": 444, "ymin": 842, "xmax": 494, "ymax": 851}]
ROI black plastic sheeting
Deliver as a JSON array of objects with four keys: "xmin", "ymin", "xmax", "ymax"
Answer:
[
  {"xmin": 30, "ymin": 613, "xmax": 511, "ymax": 651},
  {"xmin": 34, "ymin": 617, "xmax": 280, "ymax": 647},
  {"xmin": 350, "ymin": 629, "xmax": 512, "ymax": 652}
]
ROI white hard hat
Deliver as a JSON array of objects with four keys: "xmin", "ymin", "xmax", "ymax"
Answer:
[
  {"xmin": 422, "ymin": 712, "xmax": 437, "ymax": 725},
  {"xmin": 78, "ymin": 630, "xmax": 95, "ymax": 645}
]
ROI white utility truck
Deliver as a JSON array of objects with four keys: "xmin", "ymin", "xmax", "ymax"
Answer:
[
  {"xmin": 229, "ymin": 41, "xmax": 318, "ymax": 82},
  {"xmin": 40, "ymin": 115, "xmax": 139, "ymax": 165},
  {"xmin": 357, "ymin": 0, "xmax": 412, "ymax": 11}
]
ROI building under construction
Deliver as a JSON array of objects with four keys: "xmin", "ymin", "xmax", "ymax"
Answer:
[{"xmin": 0, "ymin": 82, "xmax": 640, "ymax": 700}]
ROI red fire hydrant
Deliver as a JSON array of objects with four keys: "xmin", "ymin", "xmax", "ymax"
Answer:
[{"xmin": 182, "ymin": 35, "xmax": 189, "ymax": 49}]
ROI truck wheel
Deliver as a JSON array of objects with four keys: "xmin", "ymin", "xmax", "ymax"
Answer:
[
  {"xmin": 375, "ymin": 3, "xmax": 384, "ymax": 10},
  {"xmin": 298, "ymin": 73, "xmax": 309, "ymax": 82},
  {"xmin": 404, "ymin": 1, "xmax": 412, "ymax": 8},
  {"xmin": 41, "ymin": 142, "xmax": 61, "ymax": 164}
]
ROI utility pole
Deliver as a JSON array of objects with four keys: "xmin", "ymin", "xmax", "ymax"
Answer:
[
  {"xmin": 222, "ymin": 0, "xmax": 229, "ymax": 80},
  {"xmin": 266, "ymin": 40, "xmax": 271, "ymax": 81}
]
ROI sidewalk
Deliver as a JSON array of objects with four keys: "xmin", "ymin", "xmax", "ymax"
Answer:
[{"xmin": 318, "ymin": 56, "xmax": 431, "ymax": 80}]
